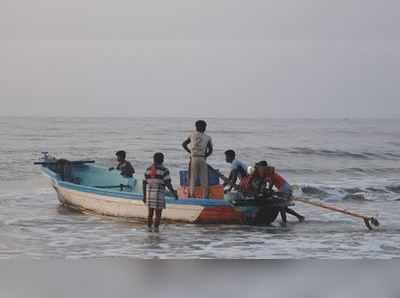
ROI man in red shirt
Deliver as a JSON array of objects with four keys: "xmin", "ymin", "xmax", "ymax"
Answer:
[
  {"xmin": 265, "ymin": 166, "xmax": 305, "ymax": 224},
  {"xmin": 241, "ymin": 161, "xmax": 304, "ymax": 225}
]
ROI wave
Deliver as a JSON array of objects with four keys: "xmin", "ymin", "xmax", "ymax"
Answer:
[
  {"xmin": 296, "ymin": 184, "xmax": 400, "ymax": 201},
  {"xmin": 365, "ymin": 187, "xmax": 390, "ymax": 194},
  {"xmin": 298, "ymin": 187, "xmax": 368, "ymax": 202},
  {"xmin": 281, "ymin": 167, "xmax": 400, "ymax": 176},
  {"xmin": 299, "ymin": 186, "xmax": 330, "ymax": 197},
  {"xmin": 386, "ymin": 185, "xmax": 400, "ymax": 193},
  {"xmin": 266, "ymin": 146, "xmax": 400, "ymax": 160},
  {"xmin": 342, "ymin": 193, "xmax": 369, "ymax": 201}
]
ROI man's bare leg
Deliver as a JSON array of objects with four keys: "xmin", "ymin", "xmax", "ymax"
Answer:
[
  {"xmin": 286, "ymin": 208, "xmax": 305, "ymax": 222},
  {"xmin": 154, "ymin": 209, "xmax": 163, "ymax": 233},
  {"xmin": 147, "ymin": 208, "xmax": 154, "ymax": 231},
  {"xmin": 280, "ymin": 208, "xmax": 287, "ymax": 226}
]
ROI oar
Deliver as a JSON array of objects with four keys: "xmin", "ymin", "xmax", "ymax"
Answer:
[{"xmin": 293, "ymin": 197, "xmax": 380, "ymax": 230}]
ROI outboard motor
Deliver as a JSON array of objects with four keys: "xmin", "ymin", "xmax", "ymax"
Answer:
[
  {"xmin": 55, "ymin": 159, "xmax": 73, "ymax": 182},
  {"xmin": 34, "ymin": 153, "xmax": 94, "ymax": 184}
]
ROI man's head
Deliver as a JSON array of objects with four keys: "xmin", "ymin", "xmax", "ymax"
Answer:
[
  {"xmin": 224, "ymin": 150, "xmax": 236, "ymax": 163},
  {"xmin": 153, "ymin": 152, "xmax": 164, "ymax": 165},
  {"xmin": 266, "ymin": 166, "xmax": 275, "ymax": 176},
  {"xmin": 195, "ymin": 120, "xmax": 207, "ymax": 133},
  {"xmin": 116, "ymin": 150, "xmax": 126, "ymax": 162},
  {"xmin": 255, "ymin": 160, "xmax": 268, "ymax": 177}
]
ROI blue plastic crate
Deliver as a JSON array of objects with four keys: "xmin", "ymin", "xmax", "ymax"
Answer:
[
  {"xmin": 179, "ymin": 168, "xmax": 220, "ymax": 187},
  {"xmin": 179, "ymin": 170, "xmax": 190, "ymax": 187}
]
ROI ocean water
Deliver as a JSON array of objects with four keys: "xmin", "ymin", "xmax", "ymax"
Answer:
[{"xmin": 1, "ymin": 117, "xmax": 400, "ymax": 259}]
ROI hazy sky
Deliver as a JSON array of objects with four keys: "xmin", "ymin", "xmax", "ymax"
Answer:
[{"xmin": 1, "ymin": 0, "xmax": 399, "ymax": 118}]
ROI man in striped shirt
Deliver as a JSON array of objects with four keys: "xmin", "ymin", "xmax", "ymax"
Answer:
[{"xmin": 143, "ymin": 152, "xmax": 178, "ymax": 232}]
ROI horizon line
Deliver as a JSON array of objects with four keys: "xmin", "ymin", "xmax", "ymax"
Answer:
[{"xmin": 1, "ymin": 115, "xmax": 400, "ymax": 121}]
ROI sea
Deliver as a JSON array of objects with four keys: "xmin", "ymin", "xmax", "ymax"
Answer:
[{"xmin": 1, "ymin": 117, "xmax": 400, "ymax": 259}]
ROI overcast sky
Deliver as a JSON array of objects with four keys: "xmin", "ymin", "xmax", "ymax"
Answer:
[{"xmin": 1, "ymin": 0, "xmax": 399, "ymax": 118}]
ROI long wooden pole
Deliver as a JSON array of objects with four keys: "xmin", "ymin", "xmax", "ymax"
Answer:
[{"xmin": 293, "ymin": 197, "xmax": 380, "ymax": 230}]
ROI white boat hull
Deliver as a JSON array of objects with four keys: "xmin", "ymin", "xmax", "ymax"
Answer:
[{"xmin": 54, "ymin": 184, "xmax": 204, "ymax": 223}]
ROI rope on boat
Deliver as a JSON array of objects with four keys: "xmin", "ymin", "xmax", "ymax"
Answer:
[{"xmin": 94, "ymin": 184, "xmax": 130, "ymax": 191}]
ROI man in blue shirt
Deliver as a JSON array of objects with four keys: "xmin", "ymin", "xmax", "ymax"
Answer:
[{"xmin": 223, "ymin": 150, "xmax": 248, "ymax": 193}]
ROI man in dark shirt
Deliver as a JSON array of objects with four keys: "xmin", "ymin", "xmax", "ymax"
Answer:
[{"xmin": 109, "ymin": 150, "xmax": 135, "ymax": 178}]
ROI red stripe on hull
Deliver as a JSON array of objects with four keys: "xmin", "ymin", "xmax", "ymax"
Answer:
[{"xmin": 195, "ymin": 206, "xmax": 244, "ymax": 224}]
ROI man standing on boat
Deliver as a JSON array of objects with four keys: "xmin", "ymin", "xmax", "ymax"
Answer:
[
  {"xmin": 182, "ymin": 120, "xmax": 213, "ymax": 198},
  {"xmin": 143, "ymin": 152, "xmax": 178, "ymax": 232},
  {"xmin": 223, "ymin": 150, "xmax": 248, "ymax": 193}
]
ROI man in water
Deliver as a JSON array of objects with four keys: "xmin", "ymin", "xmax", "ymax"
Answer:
[
  {"xmin": 223, "ymin": 150, "xmax": 248, "ymax": 193},
  {"xmin": 109, "ymin": 150, "xmax": 135, "ymax": 178},
  {"xmin": 248, "ymin": 161, "xmax": 304, "ymax": 225},
  {"xmin": 182, "ymin": 120, "xmax": 213, "ymax": 198},
  {"xmin": 143, "ymin": 152, "xmax": 178, "ymax": 232},
  {"xmin": 264, "ymin": 164, "xmax": 305, "ymax": 224}
]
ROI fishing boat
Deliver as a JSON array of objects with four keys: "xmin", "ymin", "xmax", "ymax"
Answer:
[{"xmin": 35, "ymin": 153, "xmax": 292, "ymax": 225}]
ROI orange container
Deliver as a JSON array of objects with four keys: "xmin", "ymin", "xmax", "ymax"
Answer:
[
  {"xmin": 208, "ymin": 185, "xmax": 225, "ymax": 200},
  {"xmin": 177, "ymin": 187, "xmax": 190, "ymax": 199},
  {"xmin": 177, "ymin": 187, "xmax": 204, "ymax": 199},
  {"xmin": 177, "ymin": 185, "xmax": 224, "ymax": 200}
]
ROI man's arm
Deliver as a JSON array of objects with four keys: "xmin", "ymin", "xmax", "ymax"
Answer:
[
  {"xmin": 226, "ymin": 170, "xmax": 239, "ymax": 191},
  {"xmin": 127, "ymin": 162, "xmax": 135, "ymax": 176},
  {"xmin": 205, "ymin": 140, "xmax": 213, "ymax": 158},
  {"xmin": 268, "ymin": 168, "xmax": 277, "ymax": 192},
  {"xmin": 182, "ymin": 138, "xmax": 191, "ymax": 154},
  {"xmin": 130, "ymin": 163, "xmax": 135, "ymax": 175},
  {"xmin": 211, "ymin": 167, "xmax": 230, "ymax": 185},
  {"xmin": 142, "ymin": 180, "xmax": 147, "ymax": 203},
  {"xmin": 166, "ymin": 181, "xmax": 178, "ymax": 199}
]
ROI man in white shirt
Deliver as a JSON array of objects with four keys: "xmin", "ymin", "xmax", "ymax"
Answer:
[
  {"xmin": 223, "ymin": 149, "xmax": 248, "ymax": 193},
  {"xmin": 182, "ymin": 120, "xmax": 213, "ymax": 198}
]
